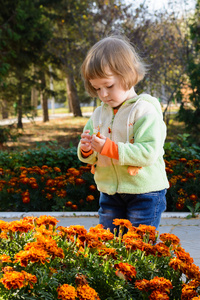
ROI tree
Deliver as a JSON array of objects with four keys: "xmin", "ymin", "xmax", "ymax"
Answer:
[
  {"xmin": 177, "ymin": 0, "xmax": 200, "ymax": 137},
  {"xmin": 0, "ymin": 0, "xmax": 52, "ymax": 127}
]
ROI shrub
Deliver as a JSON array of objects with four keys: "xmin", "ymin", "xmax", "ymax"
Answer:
[
  {"xmin": 0, "ymin": 216, "xmax": 199, "ymax": 299},
  {"xmin": 0, "ymin": 146, "xmax": 82, "ymax": 171},
  {"xmin": 0, "ymin": 165, "xmax": 99, "ymax": 212}
]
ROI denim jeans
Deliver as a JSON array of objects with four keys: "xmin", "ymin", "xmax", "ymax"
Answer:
[{"xmin": 98, "ymin": 189, "xmax": 166, "ymax": 232}]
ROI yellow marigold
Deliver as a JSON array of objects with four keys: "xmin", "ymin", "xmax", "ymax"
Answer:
[
  {"xmin": 113, "ymin": 218, "xmax": 132, "ymax": 229},
  {"xmin": 76, "ymin": 284, "xmax": 100, "ymax": 300},
  {"xmin": 57, "ymin": 284, "xmax": 77, "ymax": 300},
  {"xmin": 159, "ymin": 233, "xmax": 180, "ymax": 246},
  {"xmin": 0, "ymin": 270, "xmax": 37, "ymax": 290},
  {"xmin": 114, "ymin": 262, "xmax": 137, "ymax": 281}
]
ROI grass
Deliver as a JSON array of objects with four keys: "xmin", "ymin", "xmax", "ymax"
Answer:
[{"xmin": 1, "ymin": 106, "xmax": 193, "ymax": 152}]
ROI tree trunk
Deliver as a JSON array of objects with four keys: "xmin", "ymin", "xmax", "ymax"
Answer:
[
  {"xmin": 17, "ymin": 78, "xmax": 23, "ymax": 129},
  {"xmin": 41, "ymin": 72, "xmax": 49, "ymax": 122},
  {"xmin": 65, "ymin": 73, "xmax": 82, "ymax": 117},
  {"xmin": 31, "ymin": 87, "xmax": 38, "ymax": 117},
  {"xmin": 0, "ymin": 100, "xmax": 9, "ymax": 119}
]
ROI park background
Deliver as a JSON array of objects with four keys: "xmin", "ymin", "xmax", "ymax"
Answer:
[{"xmin": 0, "ymin": 0, "xmax": 199, "ymax": 214}]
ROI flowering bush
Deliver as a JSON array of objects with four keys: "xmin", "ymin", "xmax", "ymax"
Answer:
[
  {"xmin": 0, "ymin": 165, "xmax": 99, "ymax": 212},
  {"xmin": 165, "ymin": 158, "xmax": 200, "ymax": 214},
  {"xmin": 0, "ymin": 216, "xmax": 199, "ymax": 299}
]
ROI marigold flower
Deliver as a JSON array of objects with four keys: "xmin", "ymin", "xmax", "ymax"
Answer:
[
  {"xmin": 57, "ymin": 284, "xmax": 77, "ymax": 300},
  {"xmin": 89, "ymin": 185, "xmax": 96, "ymax": 191},
  {"xmin": 76, "ymin": 284, "xmax": 100, "ymax": 300},
  {"xmin": 69, "ymin": 225, "xmax": 87, "ymax": 236},
  {"xmin": 159, "ymin": 233, "xmax": 180, "ymax": 246},
  {"xmin": 14, "ymin": 247, "xmax": 50, "ymax": 267},
  {"xmin": 135, "ymin": 279, "xmax": 150, "ymax": 291},
  {"xmin": 189, "ymin": 194, "xmax": 198, "ymax": 201},
  {"xmin": 36, "ymin": 215, "xmax": 59, "ymax": 227},
  {"xmin": 86, "ymin": 195, "xmax": 95, "ymax": 202},
  {"xmin": 153, "ymin": 242, "xmax": 171, "ymax": 257},
  {"xmin": 54, "ymin": 167, "xmax": 61, "ymax": 172},
  {"xmin": 8, "ymin": 220, "xmax": 34, "ymax": 233},
  {"xmin": 113, "ymin": 218, "xmax": 132, "ymax": 229},
  {"xmin": 114, "ymin": 262, "xmax": 137, "ymax": 281},
  {"xmin": 0, "ymin": 254, "xmax": 12, "ymax": 263},
  {"xmin": 0, "ymin": 270, "xmax": 37, "ymax": 290},
  {"xmin": 65, "ymin": 201, "xmax": 73, "ymax": 207},
  {"xmin": 22, "ymin": 196, "xmax": 30, "ymax": 203},
  {"xmin": 149, "ymin": 290, "xmax": 169, "ymax": 300},
  {"xmin": 71, "ymin": 204, "xmax": 78, "ymax": 210},
  {"xmin": 75, "ymin": 178, "xmax": 86, "ymax": 185}
]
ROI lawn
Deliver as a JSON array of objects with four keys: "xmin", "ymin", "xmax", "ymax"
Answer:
[{"xmin": 2, "ymin": 107, "xmax": 190, "ymax": 152}]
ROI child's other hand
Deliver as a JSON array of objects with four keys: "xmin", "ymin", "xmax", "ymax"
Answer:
[
  {"xmin": 80, "ymin": 130, "xmax": 92, "ymax": 152},
  {"xmin": 91, "ymin": 134, "xmax": 106, "ymax": 153},
  {"xmin": 127, "ymin": 166, "xmax": 142, "ymax": 176}
]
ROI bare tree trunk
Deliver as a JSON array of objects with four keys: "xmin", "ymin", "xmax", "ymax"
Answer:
[
  {"xmin": 31, "ymin": 87, "xmax": 38, "ymax": 117},
  {"xmin": 65, "ymin": 73, "xmax": 82, "ymax": 117},
  {"xmin": 41, "ymin": 72, "xmax": 49, "ymax": 122},
  {"xmin": 0, "ymin": 100, "xmax": 9, "ymax": 119},
  {"xmin": 17, "ymin": 77, "xmax": 23, "ymax": 129}
]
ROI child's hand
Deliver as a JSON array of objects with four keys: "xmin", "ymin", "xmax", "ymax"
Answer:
[
  {"xmin": 91, "ymin": 133, "xmax": 107, "ymax": 153},
  {"xmin": 80, "ymin": 130, "xmax": 92, "ymax": 152},
  {"xmin": 127, "ymin": 166, "xmax": 142, "ymax": 176}
]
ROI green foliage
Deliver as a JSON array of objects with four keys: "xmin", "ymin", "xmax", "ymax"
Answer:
[
  {"xmin": 0, "ymin": 125, "xmax": 21, "ymax": 145},
  {"xmin": 0, "ymin": 146, "xmax": 82, "ymax": 171},
  {"xmin": 164, "ymin": 134, "xmax": 200, "ymax": 160},
  {"xmin": 176, "ymin": 0, "xmax": 200, "ymax": 135}
]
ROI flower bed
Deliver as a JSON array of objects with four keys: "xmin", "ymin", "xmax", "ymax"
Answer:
[
  {"xmin": 0, "ymin": 158, "xmax": 200, "ymax": 213},
  {"xmin": 0, "ymin": 216, "xmax": 199, "ymax": 299}
]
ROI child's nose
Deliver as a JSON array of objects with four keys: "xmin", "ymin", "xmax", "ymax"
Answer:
[{"xmin": 100, "ymin": 88, "xmax": 108, "ymax": 98}]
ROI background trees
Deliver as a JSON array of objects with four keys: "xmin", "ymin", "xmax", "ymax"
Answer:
[{"xmin": 0, "ymin": 0, "xmax": 198, "ymax": 131}]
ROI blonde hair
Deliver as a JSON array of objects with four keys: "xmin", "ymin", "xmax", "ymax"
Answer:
[{"xmin": 81, "ymin": 35, "xmax": 147, "ymax": 97}]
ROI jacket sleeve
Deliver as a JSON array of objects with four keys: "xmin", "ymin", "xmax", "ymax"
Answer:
[
  {"xmin": 77, "ymin": 117, "xmax": 98, "ymax": 165},
  {"xmin": 118, "ymin": 113, "xmax": 166, "ymax": 167}
]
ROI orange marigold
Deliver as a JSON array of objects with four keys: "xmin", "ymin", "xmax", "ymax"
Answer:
[
  {"xmin": 36, "ymin": 215, "xmax": 59, "ymax": 227},
  {"xmin": 0, "ymin": 254, "xmax": 12, "ymax": 263},
  {"xmin": 159, "ymin": 233, "xmax": 180, "ymax": 246},
  {"xmin": 8, "ymin": 220, "xmax": 34, "ymax": 233},
  {"xmin": 14, "ymin": 247, "xmax": 50, "ymax": 267},
  {"xmin": 114, "ymin": 262, "xmax": 137, "ymax": 281},
  {"xmin": 113, "ymin": 218, "xmax": 132, "ymax": 229},
  {"xmin": 57, "ymin": 284, "xmax": 77, "ymax": 300},
  {"xmin": 0, "ymin": 270, "xmax": 37, "ymax": 290},
  {"xmin": 86, "ymin": 195, "xmax": 95, "ymax": 202},
  {"xmin": 76, "ymin": 284, "xmax": 100, "ymax": 300},
  {"xmin": 149, "ymin": 290, "xmax": 169, "ymax": 300}
]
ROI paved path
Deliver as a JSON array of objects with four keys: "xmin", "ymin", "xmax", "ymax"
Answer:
[{"xmin": 0, "ymin": 212, "xmax": 199, "ymax": 268}]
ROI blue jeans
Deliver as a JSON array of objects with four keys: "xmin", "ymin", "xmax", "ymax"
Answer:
[{"xmin": 98, "ymin": 189, "xmax": 166, "ymax": 232}]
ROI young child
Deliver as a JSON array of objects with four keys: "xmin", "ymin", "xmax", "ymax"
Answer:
[{"xmin": 77, "ymin": 35, "xmax": 169, "ymax": 232}]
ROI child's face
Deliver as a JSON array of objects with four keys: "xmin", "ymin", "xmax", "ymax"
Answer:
[{"xmin": 89, "ymin": 73, "xmax": 134, "ymax": 108}]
